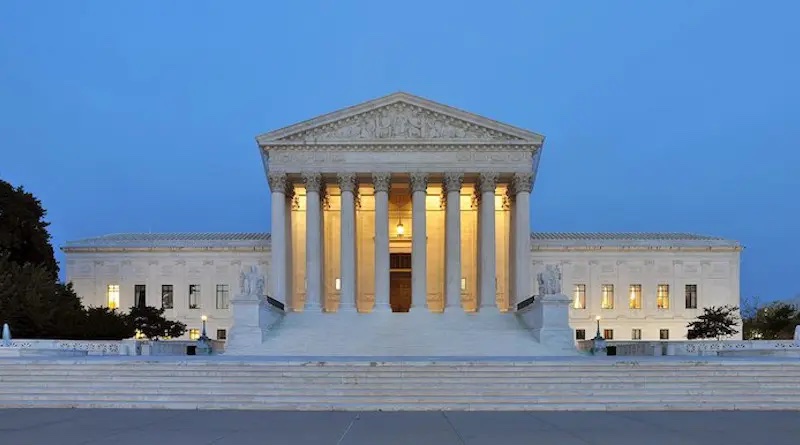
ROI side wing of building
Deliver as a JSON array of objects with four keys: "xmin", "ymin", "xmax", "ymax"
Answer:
[
  {"xmin": 61, "ymin": 233, "xmax": 271, "ymax": 340},
  {"xmin": 530, "ymin": 233, "xmax": 742, "ymax": 341}
]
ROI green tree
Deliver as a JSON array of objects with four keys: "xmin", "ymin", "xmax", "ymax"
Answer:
[
  {"xmin": 128, "ymin": 306, "xmax": 187, "ymax": 340},
  {"xmin": 750, "ymin": 301, "xmax": 799, "ymax": 340},
  {"xmin": 81, "ymin": 307, "xmax": 136, "ymax": 340},
  {"xmin": 686, "ymin": 305, "xmax": 740, "ymax": 340},
  {"xmin": 0, "ymin": 179, "xmax": 58, "ymax": 276}
]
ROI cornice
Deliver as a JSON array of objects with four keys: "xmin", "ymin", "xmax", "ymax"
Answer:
[
  {"xmin": 263, "ymin": 142, "xmax": 540, "ymax": 152},
  {"xmin": 63, "ymin": 246, "xmax": 270, "ymax": 254},
  {"xmin": 531, "ymin": 246, "xmax": 742, "ymax": 253}
]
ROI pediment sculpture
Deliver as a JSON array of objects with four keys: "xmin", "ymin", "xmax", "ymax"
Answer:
[
  {"xmin": 279, "ymin": 102, "xmax": 521, "ymax": 142},
  {"xmin": 537, "ymin": 264, "xmax": 562, "ymax": 296}
]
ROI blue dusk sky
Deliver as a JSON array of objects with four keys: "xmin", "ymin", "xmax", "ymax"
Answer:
[{"xmin": 1, "ymin": 1, "xmax": 798, "ymax": 302}]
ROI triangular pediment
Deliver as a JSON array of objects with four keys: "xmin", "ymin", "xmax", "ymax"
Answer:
[{"xmin": 256, "ymin": 92, "xmax": 544, "ymax": 145}]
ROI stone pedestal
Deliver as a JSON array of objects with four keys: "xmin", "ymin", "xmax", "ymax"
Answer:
[
  {"xmin": 226, "ymin": 294, "xmax": 283, "ymax": 352},
  {"xmin": 519, "ymin": 293, "xmax": 574, "ymax": 352}
]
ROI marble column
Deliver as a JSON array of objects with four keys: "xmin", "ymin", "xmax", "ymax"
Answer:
[
  {"xmin": 338, "ymin": 173, "xmax": 357, "ymax": 311},
  {"xmin": 478, "ymin": 172, "xmax": 498, "ymax": 309},
  {"xmin": 507, "ymin": 188, "xmax": 516, "ymax": 309},
  {"xmin": 410, "ymin": 172, "xmax": 428, "ymax": 310},
  {"xmin": 303, "ymin": 172, "xmax": 323, "ymax": 310},
  {"xmin": 268, "ymin": 172, "xmax": 288, "ymax": 307},
  {"xmin": 444, "ymin": 173, "xmax": 463, "ymax": 310},
  {"xmin": 372, "ymin": 172, "xmax": 391, "ymax": 311},
  {"xmin": 513, "ymin": 173, "xmax": 533, "ymax": 306}
]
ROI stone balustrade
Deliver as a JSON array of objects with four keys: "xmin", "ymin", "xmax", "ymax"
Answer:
[{"xmin": 0, "ymin": 339, "xmax": 226, "ymax": 356}]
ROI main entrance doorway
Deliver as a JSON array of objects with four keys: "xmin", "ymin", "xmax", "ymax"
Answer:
[{"xmin": 389, "ymin": 253, "xmax": 412, "ymax": 312}]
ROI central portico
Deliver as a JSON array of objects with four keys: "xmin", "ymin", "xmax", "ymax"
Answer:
[{"xmin": 259, "ymin": 93, "xmax": 544, "ymax": 315}]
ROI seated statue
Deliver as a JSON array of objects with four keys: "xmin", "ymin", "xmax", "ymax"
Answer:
[
  {"xmin": 537, "ymin": 264, "xmax": 562, "ymax": 296},
  {"xmin": 239, "ymin": 265, "xmax": 265, "ymax": 297}
]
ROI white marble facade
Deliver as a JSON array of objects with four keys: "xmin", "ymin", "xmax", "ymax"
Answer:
[{"xmin": 62, "ymin": 93, "xmax": 742, "ymax": 345}]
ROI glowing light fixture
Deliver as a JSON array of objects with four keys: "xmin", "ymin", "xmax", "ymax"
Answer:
[{"xmin": 396, "ymin": 218, "xmax": 405, "ymax": 237}]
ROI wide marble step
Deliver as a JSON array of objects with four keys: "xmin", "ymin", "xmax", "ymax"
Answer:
[{"xmin": 4, "ymin": 359, "xmax": 800, "ymax": 410}]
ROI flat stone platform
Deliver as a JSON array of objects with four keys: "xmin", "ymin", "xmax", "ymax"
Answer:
[{"xmin": 1, "ymin": 409, "xmax": 798, "ymax": 445}]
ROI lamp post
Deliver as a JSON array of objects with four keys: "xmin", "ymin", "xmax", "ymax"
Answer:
[
  {"xmin": 595, "ymin": 315, "xmax": 601, "ymax": 339},
  {"xmin": 592, "ymin": 315, "xmax": 607, "ymax": 355},
  {"xmin": 196, "ymin": 315, "xmax": 211, "ymax": 355}
]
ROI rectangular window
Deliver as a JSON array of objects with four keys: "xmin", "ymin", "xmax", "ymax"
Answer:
[
  {"xmin": 106, "ymin": 284, "xmax": 120, "ymax": 310},
  {"xmin": 161, "ymin": 285, "xmax": 174, "ymax": 309},
  {"xmin": 189, "ymin": 329, "xmax": 200, "ymax": 340},
  {"xmin": 216, "ymin": 284, "xmax": 230, "ymax": 309},
  {"xmin": 632, "ymin": 328, "xmax": 642, "ymax": 340},
  {"xmin": 660, "ymin": 329, "xmax": 670, "ymax": 340},
  {"xmin": 575, "ymin": 329, "xmax": 586, "ymax": 340},
  {"xmin": 685, "ymin": 284, "xmax": 698, "ymax": 309},
  {"xmin": 657, "ymin": 284, "xmax": 670, "ymax": 309},
  {"xmin": 573, "ymin": 284, "xmax": 586, "ymax": 309},
  {"xmin": 216, "ymin": 329, "xmax": 227, "ymax": 340},
  {"xmin": 189, "ymin": 284, "xmax": 201, "ymax": 309},
  {"xmin": 601, "ymin": 284, "xmax": 614, "ymax": 309},
  {"xmin": 603, "ymin": 329, "xmax": 614, "ymax": 340},
  {"xmin": 134, "ymin": 285, "xmax": 146, "ymax": 308},
  {"xmin": 629, "ymin": 284, "xmax": 642, "ymax": 309}
]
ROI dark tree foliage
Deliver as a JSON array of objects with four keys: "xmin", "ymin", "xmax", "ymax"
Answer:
[
  {"xmin": 0, "ymin": 179, "xmax": 58, "ymax": 277},
  {"xmin": 686, "ymin": 305, "xmax": 740, "ymax": 340},
  {"xmin": 81, "ymin": 307, "xmax": 136, "ymax": 340},
  {"xmin": 0, "ymin": 178, "xmax": 178, "ymax": 340},
  {"xmin": 744, "ymin": 301, "xmax": 800, "ymax": 340},
  {"xmin": 128, "ymin": 305, "xmax": 187, "ymax": 340},
  {"xmin": 0, "ymin": 256, "xmax": 131, "ymax": 339}
]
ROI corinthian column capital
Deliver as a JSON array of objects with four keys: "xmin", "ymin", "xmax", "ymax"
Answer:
[
  {"xmin": 337, "ymin": 173, "xmax": 358, "ymax": 193},
  {"xmin": 302, "ymin": 172, "xmax": 322, "ymax": 193},
  {"xmin": 268, "ymin": 172, "xmax": 287, "ymax": 193},
  {"xmin": 443, "ymin": 172, "xmax": 463, "ymax": 193},
  {"xmin": 409, "ymin": 172, "xmax": 429, "ymax": 193},
  {"xmin": 512, "ymin": 172, "xmax": 534, "ymax": 195},
  {"xmin": 478, "ymin": 171, "xmax": 499, "ymax": 193},
  {"xmin": 372, "ymin": 172, "xmax": 391, "ymax": 193}
]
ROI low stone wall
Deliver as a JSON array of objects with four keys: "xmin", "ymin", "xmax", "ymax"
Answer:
[
  {"xmin": 0, "ymin": 339, "xmax": 128, "ymax": 355},
  {"xmin": 595, "ymin": 340, "xmax": 800, "ymax": 356},
  {"xmin": 0, "ymin": 339, "xmax": 226, "ymax": 356},
  {"xmin": 667, "ymin": 340, "xmax": 800, "ymax": 356}
]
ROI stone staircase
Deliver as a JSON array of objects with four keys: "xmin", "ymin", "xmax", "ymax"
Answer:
[
  {"xmin": 226, "ymin": 310, "xmax": 574, "ymax": 356},
  {"xmin": 2, "ymin": 358, "xmax": 800, "ymax": 410}
]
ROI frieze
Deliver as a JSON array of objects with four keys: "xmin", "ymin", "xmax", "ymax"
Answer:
[{"xmin": 275, "ymin": 102, "xmax": 526, "ymax": 142}]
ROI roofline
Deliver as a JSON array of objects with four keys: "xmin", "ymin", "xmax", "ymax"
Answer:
[
  {"xmin": 255, "ymin": 92, "xmax": 544, "ymax": 145},
  {"xmin": 62, "ymin": 246, "xmax": 270, "ymax": 254}
]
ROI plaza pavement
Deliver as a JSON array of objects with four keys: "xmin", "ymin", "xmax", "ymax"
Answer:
[{"xmin": 0, "ymin": 409, "xmax": 798, "ymax": 445}]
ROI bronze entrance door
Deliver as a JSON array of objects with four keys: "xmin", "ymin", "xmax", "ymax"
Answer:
[{"xmin": 389, "ymin": 253, "xmax": 412, "ymax": 312}]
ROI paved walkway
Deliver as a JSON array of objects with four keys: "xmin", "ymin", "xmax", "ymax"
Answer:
[{"xmin": 0, "ymin": 409, "xmax": 798, "ymax": 445}]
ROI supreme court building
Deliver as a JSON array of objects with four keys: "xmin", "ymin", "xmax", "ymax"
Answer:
[{"xmin": 62, "ymin": 93, "xmax": 742, "ymax": 355}]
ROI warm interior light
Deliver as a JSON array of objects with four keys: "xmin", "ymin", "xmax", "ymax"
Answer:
[
  {"xmin": 396, "ymin": 221, "xmax": 405, "ymax": 236},
  {"xmin": 335, "ymin": 278, "xmax": 341, "ymax": 291},
  {"xmin": 201, "ymin": 315, "xmax": 208, "ymax": 322},
  {"xmin": 460, "ymin": 277, "xmax": 467, "ymax": 291}
]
